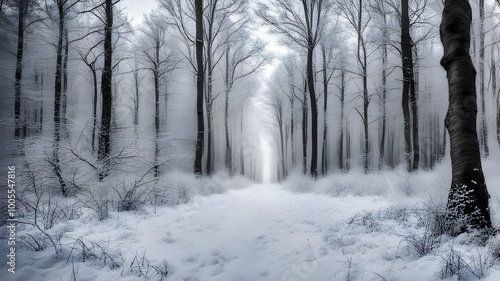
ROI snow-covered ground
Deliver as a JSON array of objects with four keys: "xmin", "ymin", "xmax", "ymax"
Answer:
[{"xmin": 3, "ymin": 160, "xmax": 500, "ymax": 281}]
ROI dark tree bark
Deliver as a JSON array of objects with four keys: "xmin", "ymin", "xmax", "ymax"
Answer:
[
  {"xmin": 401, "ymin": 0, "xmax": 418, "ymax": 173},
  {"xmin": 339, "ymin": 0, "xmax": 370, "ymax": 173},
  {"xmin": 302, "ymin": 76, "xmax": 308, "ymax": 175},
  {"xmin": 154, "ymin": 43, "xmax": 160, "ymax": 178},
  {"xmin": 98, "ymin": 0, "xmax": 114, "ymax": 180},
  {"xmin": 91, "ymin": 66, "xmax": 98, "ymax": 151},
  {"xmin": 379, "ymin": 13, "xmax": 388, "ymax": 170},
  {"xmin": 61, "ymin": 27, "xmax": 69, "ymax": 137},
  {"xmin": 14, "ymin": 0, "xmax": 26, "ymax": 138},
  {"xmin": 358, "ymin": 0, "xmax": 369, "ymax": 174},
  {"xmin": 193, "ymin": 0, "xmax": 204, "ymax": 176},
  {"xmin": 257, "ymin": 0, "xmax": 329, "ymax": 178},
  {"xmin": 307, "ymin": 47, "xmax": 318, "ymax": 177},
  {"xmin": 439, "ymin": 0, "xmax": 491, "ymax": 234},
  {"xmin": 338, "ymin": 65, "xmax": 346, "ymax": 172},
  {"xmin": 224, "ymin": 44, "xmax": 232, "ymax": 175},
  {"xmin": 321, "ymin": 46, "xmax": 330, "ymax": 176},
  {"xmin": 52, "ymin": 0, "xmax": 70, "ymax": 195}
]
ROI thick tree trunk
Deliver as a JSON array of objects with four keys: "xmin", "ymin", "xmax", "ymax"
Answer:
[
  {"xmin": 14, "ymin": 0, "xmax": 25, "ymax": 138},
  {"xmin": 401, "ymin": 0, "xmax": 416, "ymax": 172},
  {"xmin": 307, "ymin": 47, "xmax": 318, "ymax": 178},
  {"xmin": 440, "ymin": 0, "xmax": 492, "ymax": 234},
  {"xmin": 98, "ymin": 0, "xmax": 114, "ymax": 180},
  {"xmin": 193, "ymin": 0, "xmax": 204, "ymax": 176}
]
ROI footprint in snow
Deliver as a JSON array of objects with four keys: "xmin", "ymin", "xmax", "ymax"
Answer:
[
  {"xmin": 162, "ymin": 231, "xmax": 176, "ymax": 244},
  {"xmin": 185, "ymin": 255, "xmax": 199, "ymax": 263}
]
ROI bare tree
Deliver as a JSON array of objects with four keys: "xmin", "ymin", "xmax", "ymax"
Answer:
[
  {"xmin": 320, "ymin": 39, "xmax": 336, "ymax": 176},
  {"xmin": 141, "ymin": 12, "xmax": 178, "ymax": 178},
  {"xmin": 79, "ymin": 40, "xmax": 101, "ymax": 153},
  {"xmin": 50, "ymin": 0, "xmax": 84, "ymax": 194},
  {"xmin": 268, "ymin": 90, "xmax": 286, "ymax": 181},
  {"xmin": 97, "ymin": 0, "xmax": 118, "ymax": 180},
  {"xmin": 400, "ymin": 0, "xmax": 418, "ymax": 172},
  {"xmin": 160, "ymin": 0, "xmax": 246, "ymax": 176},
  {"xmin": 371, "ymin": 0, "xmax": 389, "ymax": 170},
  {"xmin": 14, "ymin": 0, "xmax": 27, "ymax": 138},
  {"xmin": 194, "ymin": 0, "xmax": 204, "ymax": 176},
  {"xmin": 439, "ymin": 0, "xmax": 491, "ymax": 234},
  {"xmin": 257, "ymin": 0, "xmax": 332, "ymax": 178},
  {"xmin": 11, "ymin": 0, "xmax": 44, "ymax": 138},
  {"xmin": 222, "ymin": 28, "xmax": 265, "ymax": 175},
  {"xmin": 338, "ymin": 0, "xmax": 371, "ymax": 173}
]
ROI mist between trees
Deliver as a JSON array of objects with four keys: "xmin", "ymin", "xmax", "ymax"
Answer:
[{"xmin": 1, "ymin": 0, "xmax": 500, "ymax": 234}]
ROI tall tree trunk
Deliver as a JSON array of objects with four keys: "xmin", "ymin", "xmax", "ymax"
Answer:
[
  {"xmin": 492, "ymin": 46, "xmax": 500, "ymax": 148},
  {"xmin": 53, "ymin": 3, "xmax": 67, "ymax": 195},
  {"xmin": 290, "ymin": 93, "xmax": 295, "ymax": 167},
  {"xmin": 133, "ymin": 69, "xmax": 139, "ymax": 126},
  {"xmin": 91, "ymin": 67, "xmax": 98, "ymax": 152},
  {"xmin": 401, "ymin": 0, "xmax": 416, "ymax": 172},
  {"xmin": 411, "ymin": 51, "xmax": 420, "ymax": 171},
  {"xmin": 154, "ymin": 38, "xmax": 161, "ymax": 178},
  {"xmin": 379, "ymin": 15, "xmax": 388, "ymax": 170},
  {"xmin": 339, "ymin": 66, "xmax": 345, "ymax": 172},
  {"xmin": 61, "ymin": 27, "xmax": 69, "ymax": 138},
  {"xmin": 224, "ymin": 44, "xmax": 232, "ymax": 175},
  {"xmin": 346, "ymin": 121, "xmax": 351, "ymax": 172},
  {"xmin": 321, "ymin": 46, "xmax": 328, "ymax": 176},
  {"xmin": 154, "ymin": 69, "xmax": 160, "ymax": 177},
  {"xmin": 356, "ymin": 0, "xmax": 369, "ymax": 173},
  {"xmin": 14, "ymin": 0, "xmax": 25, "ymax": 138},
  {"xmin": 279, "ymin": 110, "xmax": 285, "ymax": 180},
  {"xmin": 478, "ymin": 0, "xmax": 489, "ymax": 157},
  {"xmin": 440, "ymin": 0, "xmax": 491, "ymax": 234},
  {"xmin": 98, "ymin": 0, "xmax": 114, "ymax": 180},
  {"xmin": 206, "ymin": 104, "xmax": 213, "ymax": 176},
  {"xmin": 193, "ymin": 0, "xmax": 204, "ymax": 176},
  {"xmin": 302, "ymin": 77, "xmax": 308, "ymax": 175},
  {"xmin": 307, "ymin": 47, "xmax": 318, "ymax": 178},
  {"xmin": 239, "ymin": 107, "xmax": 244, "ymax": 176}
]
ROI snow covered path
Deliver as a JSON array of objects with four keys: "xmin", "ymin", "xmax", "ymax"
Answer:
[
  {"xmin": 7, "ymin": 183, "xmax": 500, "ymax": 281},
  {"xmin": 145, "ymin": 184, "xmax": 393, "ymax": 281}
]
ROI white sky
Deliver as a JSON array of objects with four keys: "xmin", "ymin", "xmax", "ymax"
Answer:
[{"xmin": 122, "ymin": 0, "xmax": 158, "ymax": 25}]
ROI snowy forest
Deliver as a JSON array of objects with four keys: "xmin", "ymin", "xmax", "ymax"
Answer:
[{"xmin": 2, "ymin": 0, "xmax": 500, "ymax": 280}]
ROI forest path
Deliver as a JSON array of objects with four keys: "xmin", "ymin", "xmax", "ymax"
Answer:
[
  {"xmin": 110, "ymin": 184, "xmax": 394, "ymax": 281},
  {"xmin": 8, "ymin": 184, "xmax": 451, "ymax": 281}
]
